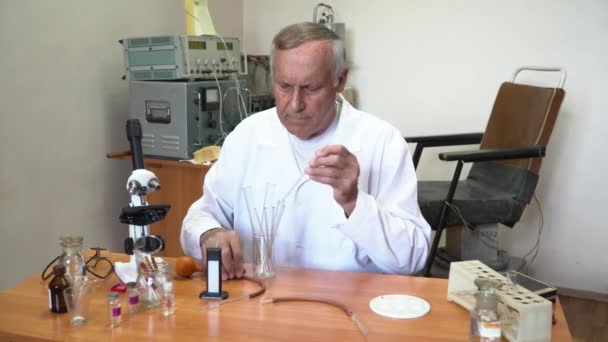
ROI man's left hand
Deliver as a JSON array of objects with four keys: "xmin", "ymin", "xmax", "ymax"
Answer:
[{"xmin": 304, "ymin": 144, "xmax": 359, "ymax": 216}]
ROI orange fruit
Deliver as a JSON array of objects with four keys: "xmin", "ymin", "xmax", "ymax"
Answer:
[{"xmin": 175, "ymin": 256, "xmax": 197, "ymax": 278}]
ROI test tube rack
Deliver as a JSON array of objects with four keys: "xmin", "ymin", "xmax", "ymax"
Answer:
[{"xmin": 447, "ymin": 260, "xmax": 552, "ymax": 342}]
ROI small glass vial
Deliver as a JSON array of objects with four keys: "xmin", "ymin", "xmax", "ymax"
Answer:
[
  {"xmin": 161, "ymin": 281, "xmax": 175, "ymax": 316},
  {"xmin": 48, "ymin": 264, "xmax": 69, "ymax": 313},
  {"xmin": 126, "ymin": 282, "xmax": 139, "ymax": 314},
  {"xmin": 470, "ymin": 278, "xmax": 502, "ymax": 342},
  {"xmin": 108, "ymin": 292, "xmax": 122, "ymax": 327}
]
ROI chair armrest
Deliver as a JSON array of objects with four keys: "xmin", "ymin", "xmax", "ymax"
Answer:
[
  {"xmin": 439, "ymin": 145, "xmax": 546, "ymax": 163},
  {"xmin": 405, "ymin": 133, "xmax": 484, "ymax": 169},
  {"xmin": 405, "ymin": 133, "xmax": 483, "ymax": 147}
]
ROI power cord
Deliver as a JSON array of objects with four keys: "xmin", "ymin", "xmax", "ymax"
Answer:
[
  {"xmin": 211, "ymin": 72, "xmax": 225, "ymax": 139},
  {"xmin": 443, "ymin": 197, "xmax": 544, "ymax": 270},
  {"xmin": 517, "ymin": 194, "xmax": 544, "ymax": 272}
]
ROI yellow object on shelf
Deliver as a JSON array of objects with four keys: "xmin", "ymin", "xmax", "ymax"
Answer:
[{"xmin": 193, "ymin": 145, "xmax": 221, "ymax": 164}]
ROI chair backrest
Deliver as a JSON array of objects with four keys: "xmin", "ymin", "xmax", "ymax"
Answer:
[{"xmin": 479, "ymin": 82, "xmax": 565, "ymax": 175}]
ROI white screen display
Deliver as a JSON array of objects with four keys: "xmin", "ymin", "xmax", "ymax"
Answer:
[
  {"xmin": 208, "ymin": 260, "xmax": 220, "ymax": 293},
  {"xmin": 206, "ymin": 88, "xmax": 219, "ymax": 103}
]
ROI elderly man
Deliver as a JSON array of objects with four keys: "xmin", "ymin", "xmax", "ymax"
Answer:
[{"xmin": 181, "ymin": 22, "xmax": 430, "ymax": 279}]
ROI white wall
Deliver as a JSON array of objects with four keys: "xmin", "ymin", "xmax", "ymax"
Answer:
[
  {"xmin": 243, "ymin": 0, "xmax": 608, "ymax": 293},
  {"xmin": 209, "ymin": 0, "xmax": 244, "ymax": 38},
  {"xmin": 0, "ymin": 0, "xmax": 243, "ymax": 290}
]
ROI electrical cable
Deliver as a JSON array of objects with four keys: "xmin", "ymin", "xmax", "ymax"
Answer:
[
  {"xmin": 444, "ymin": 197, "xmax": 545, "ymax": 272},
  {"xmin": 232, "ymin": 74, "xmax": 249, "ymax": 119},
  {"xmin": 225, "ymin": 82, "xmax": 245, "ymax": 122},
  {"xmin": 41, "ymin": 255, "xmax": 61, "ymax": 280},
  {"xmin": 479, "ymin": 234, "xmax": 499, "ymax": 250},
  {"xmin": 261, "ymin": 296, "xmax": 368, "ymax": 336},
  {"xmin": 199, "ymin": 275, "xmax": 266, "ymax": 310},
  {"xmin": 207, "ymin": 28, "xmax": 249, "ymax": 119},
  {"xmin": 222, "ymin": 86, "xmax": 242, "ymax": 122},
  {"xmin": 212, "ymin": 32, "xmax": 249, "ymax": 122},
  {"xmin": 212, "ymin": 135, "xmax": 225, "ymax": 146},
  {"xmin": 517, "ymin": 194, "xmax": 544, "ymax": 272},
  {"xmin": 444, "ymin": 201, "xmax": 474, "ymax": 230},
  {"xmin": 84, "ymin": 248, "xmax": 114, "ymax": 279},
  {"xmin": 183, "ymin": 4, "xmax": 248, "ymax": 121},
  {"xmin": 526, "ymin": 195, "xmax": 544, "ymax": 265},
  {"xmin": 444, "ymin": 201, "xmax": 507, "ymax": 257},
  {"xmin": 42, "ymin": 248, "xmax": 115, "ymax": 280},
  {"xmin": 211, "ymin": 72, "xmax": 225, "ymax": 139}
]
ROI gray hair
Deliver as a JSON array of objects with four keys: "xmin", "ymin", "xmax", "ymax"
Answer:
[{"xmin": 271, "ymin": 22, "xmax": 346, "ymax": 82}]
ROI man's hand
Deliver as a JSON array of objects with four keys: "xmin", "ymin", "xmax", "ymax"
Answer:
[
  {"xmin": 199, "ymin": 228, "xmax": 245, "ymax": 280},
  {"xmin": 304, "ymin": 144, "xmax": 360, "ymax": 216}
]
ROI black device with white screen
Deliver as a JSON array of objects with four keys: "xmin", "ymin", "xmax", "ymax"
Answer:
[{"xmin": 199, "ymin": 247, "xmax": 229, "ymax": 300}]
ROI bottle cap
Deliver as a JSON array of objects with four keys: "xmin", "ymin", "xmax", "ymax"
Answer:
[
  {"xmin": 52, "ymin": 264, "xmax": 66, "ymax": 276},
  {"xmin": 110, "ymin": 283, "xmax": 127, "ymax": 293},
  {"xmin": 108, "ymin": 291, "xmax": 120, "ymax": 299}
]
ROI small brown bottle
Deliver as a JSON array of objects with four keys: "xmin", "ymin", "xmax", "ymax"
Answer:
[{"xmin": 48, "ymin": 264, "xmax": 69, "ymax": 313}]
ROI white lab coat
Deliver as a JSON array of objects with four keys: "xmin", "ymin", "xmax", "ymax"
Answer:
[{"xmin": 181, "ymin": 100, "xmax": 431, "ymax": 274}]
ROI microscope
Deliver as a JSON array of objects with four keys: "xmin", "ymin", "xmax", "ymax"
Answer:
[{"xmin": 114, "ymin": 119, "xmax": 171, "ymax": 283}]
